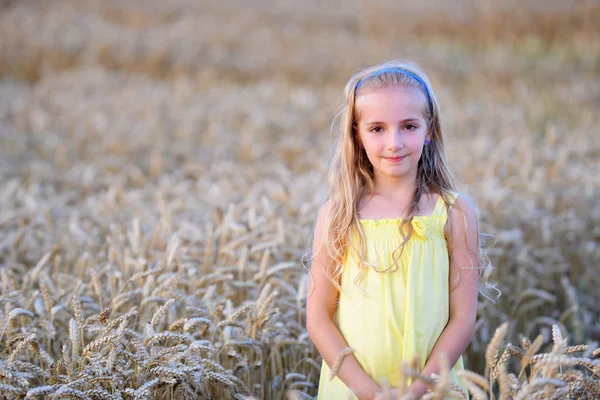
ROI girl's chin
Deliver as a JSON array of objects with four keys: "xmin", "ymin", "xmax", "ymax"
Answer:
[
  {"xmin": 373, "ymin": 165, "xmax": 418, "ymax": 178},
  {"xmin": 378, "ymin": 170, "xmax": 413, "ymax": 178}
]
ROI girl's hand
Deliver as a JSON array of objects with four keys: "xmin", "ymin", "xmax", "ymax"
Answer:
[
  {"xmin": 372, "ymin": 388, "xmax": 402, "ymax": 400},
  {"xmin": 351, "ymin": 382, "xmax": 383, "ymax": 400},
  {"xmin": 370, "ymin": 381, "xmax": 428, "ymax": 399},
  {"xmin": 406, "ymin": 381, "xmax": 428, "ymax": 399},
  {"xmin": 374, "ymin": 383, "xmax": 425, "ymax": 399}
]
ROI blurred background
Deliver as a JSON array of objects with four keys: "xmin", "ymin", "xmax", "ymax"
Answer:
[{"xmin": 1, "ymin": 0, "xmax": 599, "ymax": 398}]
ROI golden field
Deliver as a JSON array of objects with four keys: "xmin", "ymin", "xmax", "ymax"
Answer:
[{"xmin": 0, "ymin": 0, "xmax": 599, "ymax": 398}]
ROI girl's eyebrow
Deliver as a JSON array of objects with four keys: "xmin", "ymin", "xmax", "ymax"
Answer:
[{"xmin": 362, "ymin": 117, "xmax": 421, "ymax": 125}]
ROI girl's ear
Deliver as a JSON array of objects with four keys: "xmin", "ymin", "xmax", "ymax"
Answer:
[{"xmin": 425, "ymin": 126, "xmax": 433, "ymax": 141}]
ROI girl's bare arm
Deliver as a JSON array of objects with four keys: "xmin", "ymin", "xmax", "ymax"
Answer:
[
  {"xmin": 305, "ymin": 201, "xmax": 382, "ymax": 400},
  {"xmin": 407, "ymin": 194, "xmax": 480, "ymax": 398}
]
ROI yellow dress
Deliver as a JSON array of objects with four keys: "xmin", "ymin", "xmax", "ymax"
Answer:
[{"xmin": 317, "ymin": 191, "xmax": 469, "ymax": 399}]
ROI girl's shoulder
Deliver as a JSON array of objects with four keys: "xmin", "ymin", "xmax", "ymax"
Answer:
[
  {"xmin": 440, "ymin": 189, "xmax": 460, "ymax": 204},
  {"xmin": 441, "ymin": 190, "xmax": 480, "ymax": 233},
  {"xmin": 440, "ymin": 190, "xmax": 476, "ymax": 211},
  {"xmin": 438, "ymin": 190, "xmax": 480, "ymax": 228},
  {"xmin": 440, "ymin": 189, "xmax": 480, "ymax": 214}
]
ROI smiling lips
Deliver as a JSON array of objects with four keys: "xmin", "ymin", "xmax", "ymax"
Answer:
[{"xmin": 384, "ymin": 156, "xmax": 406, "ymax": 162}]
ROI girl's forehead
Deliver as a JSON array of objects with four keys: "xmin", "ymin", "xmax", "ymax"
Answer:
[{"xmin": 354, "ymin": 86, "xmax": 427, "ymax": 121}]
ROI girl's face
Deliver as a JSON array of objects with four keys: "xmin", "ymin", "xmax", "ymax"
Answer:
[{"xmin": 355, "ymin": 86, "xmax": 431, "ymax": 181}]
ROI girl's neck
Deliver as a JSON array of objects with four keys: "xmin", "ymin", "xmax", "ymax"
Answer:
[{"xmin": 370, "ymin": 172, "xmax": 421, "ymax": 201}]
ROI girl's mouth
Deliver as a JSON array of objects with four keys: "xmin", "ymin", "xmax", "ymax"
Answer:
[{"xmin": 384, "ymin": 156, "xmax": 406, "ymax": 163}]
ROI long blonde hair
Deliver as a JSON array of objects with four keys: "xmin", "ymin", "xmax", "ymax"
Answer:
[{"xmin": 315, "ymin": 59, "xmax": 497, "ymax": 300}]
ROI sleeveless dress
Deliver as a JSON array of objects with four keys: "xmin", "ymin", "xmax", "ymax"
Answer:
[{"xmin": 317, "ymin": 191, "xmax": 469, "ymax": 399}]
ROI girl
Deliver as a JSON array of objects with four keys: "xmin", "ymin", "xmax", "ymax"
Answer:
[{"xmin": 306, "ymin": 60, "xmax": 495, "ymax": 399}]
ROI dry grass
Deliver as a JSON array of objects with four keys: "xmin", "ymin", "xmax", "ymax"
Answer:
[{"xmin": 0, "ymin": 0, "xmax": 599, "ymax": 398}]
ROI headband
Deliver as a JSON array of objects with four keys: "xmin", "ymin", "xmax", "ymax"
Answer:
[{"xmin": 355, "ymin": 67, "xmax": 434, "ymax": 115}]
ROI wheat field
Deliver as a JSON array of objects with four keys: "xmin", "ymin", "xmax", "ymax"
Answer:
[{"xmin": 0, "ymin": 0, "xmax": 599, "ymax": 399}]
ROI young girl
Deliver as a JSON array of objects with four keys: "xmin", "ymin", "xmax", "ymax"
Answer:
[{"xmin": 306, "ymin": 60, "xmax": 494, "ymax": 399}]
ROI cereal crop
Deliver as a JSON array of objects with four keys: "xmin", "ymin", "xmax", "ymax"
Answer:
[{"xmin": 1, "ymin": 0, "xmax": 599, "ymax": 398}]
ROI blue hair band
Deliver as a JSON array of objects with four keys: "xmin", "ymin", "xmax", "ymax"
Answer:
[{"xmin": 355, "ymin": 67, "xmax": 434, "ymax": 114}]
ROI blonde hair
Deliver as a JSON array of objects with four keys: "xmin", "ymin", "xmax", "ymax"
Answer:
[{"xmin": 313, "ymin": 59, "xmax": 498, "ymax": 301}]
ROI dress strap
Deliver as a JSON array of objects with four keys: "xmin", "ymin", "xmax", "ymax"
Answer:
[{"xmin": 433, "ymin": 190, "xmax": 459, "ymax": 217}]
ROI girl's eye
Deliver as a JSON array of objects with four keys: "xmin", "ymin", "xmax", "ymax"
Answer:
[
  {"xmin": 405, "ymin": 124, "xmax": 417, "ymax": 131},
  {"xmin": 370, "ymin": 126, "xmax": 383, "ymax": 133}
]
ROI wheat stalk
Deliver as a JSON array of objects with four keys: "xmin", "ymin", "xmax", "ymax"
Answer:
[
  {"xmin": 328, "ymin": 347, "xmax": 356, "ymax": 380},
  {"xmin": 150, "ymin": 298, "xmax": 176, "ymax": 328}
]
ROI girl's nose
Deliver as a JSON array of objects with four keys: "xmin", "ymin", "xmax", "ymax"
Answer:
[{"xmin": 387, "ymin": 130, "xmax": 404, "ymax": 150}]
